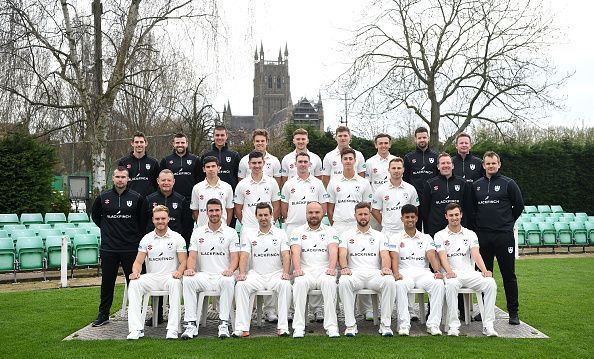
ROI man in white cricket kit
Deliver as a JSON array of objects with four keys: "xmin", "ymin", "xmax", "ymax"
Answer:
[
  {"xmin": 434, "ymin": 203, "xmax": 498, "ymax": 337},
  {"xmin": 322, "ymin": 126, "xmax": 366, "ymax": 187},
  {"xmin": 392, "ymin": 204, "xmax": 445, "ymax": 336},
  {"xmin": 234, "ymin": 151, "xmax": 281, "ymax": 231},
  {"xmin": 365, "ymin": 133, "xmax": 396, "ymax": 192},
  {"xmin": 338, "ymin": 202, "xmax": 396, "ymax": 337},
  {"xmin": 126, "ymin": 205, "xmax": 187, "ymax": 340},
  {"xmin": 281, "ymin": 152, "xmax": 328, "ymax": 236},
  {"xmin": 281, "ymin": 128, "xmax": 323, "ymax": 186},
  {"xmin": 232, "ymin": 203, "xmax": 292, "ymax": 337},
  {"xmin": 190, "ymin": 156, "xmax": 234, "ymax": 227},
  {"xmin": 238, "ymin": 129, "xmax": 282, "ymax": 187},
  {"xmin": 327, "ymin": 147, "xmax": 373, "ymax": 235},
  {"xmin": 181, "ymin": 198, "xmax": 240, "ymax": 339},
  {"xmin": 290, "ymin": 201, "xmax": 340, "ymax": 338}
]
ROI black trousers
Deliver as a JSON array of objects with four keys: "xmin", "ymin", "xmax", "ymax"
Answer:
[
  {"xmin": 98, "ymin": 250, "xmax": 136, "ymax": 316},
  {"xmin": 477, "ymin": 230, "xmax": 518, "ymax": 314}
]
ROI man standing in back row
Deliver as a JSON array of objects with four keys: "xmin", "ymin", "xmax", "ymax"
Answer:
[
  {"xmin": 472, "ymin": 151, "xmax": 524, "ymax": 325},
  {"xmin": 200, "ymin": 125, "xmax": 241, "ymax": 191},
  {"xmin": 452, "ymin": 132, "xmax": 484, "ymax": 183},
  {"xmin": 159, "ymin": 133, "xmax": 201, "ymax": 200},
  {"xmin": 322, "ymin": 126, "xmax": 366, "ymax": 187},
  {"xmin": 118, "ymin": 132, "xmax": 159, "ymax": 198}
]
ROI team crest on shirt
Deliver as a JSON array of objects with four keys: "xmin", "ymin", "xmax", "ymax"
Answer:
[
  {"xmin": 320, "ymin": 234, "xmax": 326, "ymax": 241},
  {"xmin": 508, "ymin": 246, "xmax": 513, "ymax": 254},
  {"xmin": 104, "ymin": 199, "xmax": 110, "ymax": 204},
  {"xmin": 463, "ymin": 239, "xmax": 469, "ymax": 247},
  {"xmin": 167, "ymin": 242, "xmax": 174, "ymax": 250},
  {"xmin": 494, "ymin": 185, "xmax": 501, "ymax": 192},
  {"xmin": 198, "ymin": 238, "xmax": 204, "ymax": 243},
  {"xmin": 169, "ymin": 160, "xmax": 174, "ymax": 164},
  {"xmin": 127, "ymin": 200, "xmax": 132, "ymax": 207},
  {"xmin": 384, "ymin": 195, "xmax": 390, "ymax": 201},
  {"xmin": 373, "ymin": 168, "xmax": 378, "ymax": 173},
  {"xmin": 476, "ymin": 186, "xmax": 481, "ymax": 191},
  {"xmin": 272, "ymin": 238, "xmax": 278, "ymax": 246},
  {"xmin": 336, "ymin": 186, "xmax": 341, "ymax": 192},
  {"xmin": 403, "ymin": 193, "xmax": 409, "ymax": 199},
  {"xmin": 226, "ymin": 156, "xmax": 231, "ymax": 163},
  {"xmin": 332, "ymin": 161, "xmax": 337, "ymax": 166},
  {"xmin": 455, "ymin": 185, "xmax": 460, "ymax": 191},
  {"xmin": 417, "ymin": 242, "xmax": 423, "ymax": 249},
  {"xmin": 219, "ymin": 192, "xmax": 225, "ymax": 198},
  {"xmin": 310, "ymin": 186, "xmax": 316, "ymax": 193},
  {"xmin": 429, "ymin": 158, "xmax": 435, "ymax": 163},
  {"xmin": 264, "ymin": 187, "xmax": 270, "ymax": 194},
  {"xmin": 219, "ymin": 237, "xmax": 225, "ymax": 244},
  {"xmin": 172, "ymin": 202, "xmax": 178, "ymax": 209},
  {"xmin": 369, "ymin": 238, "xmax": 375, "ymax": 245},
  {"xmin": 152, "ymin": 202, "xmax": 158, "ymax": 207},
  {"xmin": 187, "ymin": 159, "xmax": 192, "ymax": 165},
  {"xmin": 411, "ymin": 159, "xmax": 416, "ymax": 164},
  {"xmin": 290, "ymin": 164, "xmax": 294, "ymax": 169},
  {"xmin": 146, "ymin": 164, "xmax": 151, "ymax": 170},
  {"xmin": 355, "ymin": 185, "xmax": 360, "ymax": 193},
  {"xmin": 126, "ymin": 164, "xmax": 131, "ymax": 169},
  {"xmin": 470, "ymin": 164, "xmax": 476, "ymax": 170}
]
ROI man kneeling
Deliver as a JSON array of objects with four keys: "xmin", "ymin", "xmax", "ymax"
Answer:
[
  {"xmin": 434, "ymin": 203, "xmax": 498, "ymax": 337},
  {"xmin": 127, "ymin": 205, "xmax": 187, "ymax": 340}
]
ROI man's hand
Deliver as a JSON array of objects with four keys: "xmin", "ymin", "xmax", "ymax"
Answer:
[
  {"xmin": 236, "ymin": 273, "xmax": 247, "ymax": 281},
  {"xmin": 341, "ymin": 267, "xmax": 352, "ymax": 276},
  {"xmin": 434, "ymin": 272, "xmax": 444, "ymax": 279},
  {"xmin": 222, "ymin": 268, "xmax": 234, "ymax": 277},
  {"xmin": 184, "ymin": 268, "xmax": 196, "ymax": 276},
  {"xmin": 445, "ymin": 271, "xmax": 457, "ymax": 279},
  {"xmin": 482, "ymin": 270, "xmax": 493, "ymax": 278},
  {"xmin": 281, "ymin": 272, "xmax": 291, "ymax": 280},
  {"xmin": 172, "ymin": 271, "xmax": 183, "ymax": 279},
  {"xmin": 293, "ymin": 269, "xmax": 304, "ymax": 277},
  {"xmin": 326, "ymin": 267, "xmax": 337, "ymax": 276},
  {"xmin": 129, "ymin": 272, "xmax": 141, "ymax": 280},
  {"xmin": 393, "ymin": 272, "xmax": 403, "ymax": 280},
  {"xmin": 381, "ymin": 267, "xmax": 393, "ymax": 276}
]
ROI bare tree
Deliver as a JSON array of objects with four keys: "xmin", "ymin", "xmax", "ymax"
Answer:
[
  {"xmin": 1, "ymin": 0, "xmax": 217, "ymax": 193},
  {"xmin": 337, "ymin": 0, "xmax": 569, "ymax": 148}
]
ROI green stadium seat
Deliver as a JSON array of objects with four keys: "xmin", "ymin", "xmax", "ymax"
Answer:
[
  {"xmin": 575, "ymin": 212, "xmax": 588, "ymax": 218},
  {"xmin": 550, "ymin": 205, "xmax": 564, "ymax": 213},
  {"xmin": 517, "ymin": 223, "xmax": 526, "ymax": 247},
  {"xmin": 77, "ymin": 222, "xmax": 98, "ymax": 230},
  {"xmin": 569, "ymin": 222, "xmax": 588, "ymax": 245},
  {"xmin": 538, "ymin": 222, "xmax": 557, "ymax": 245},
  {"xmin": 88, "ymin": 226, "xmax": 101, "ymax": 237},
  {"xmin": 322, "ymin": 216, "xmax": 331, "ymax": 225},
  {"xmin": 530, "ymin": 216, "xmax": 545, "ymax": 223},
  {"xmin": 235, "ymin": 221, "xmax": 242, "ymax": 235},
  {"xmin": 522, "ymin": 222, "xmax": 541, "ymax": 246},
  {"xmin": 553, "ymin": 222, "xmax": 572, "ymax": 245},
  {"xmin": 524, "ymin": 205, "xmax": 538, "ymax": 214},
  {"xmin": 38, "ymin": 228, "xmax": 63, "ymax": 241},
  {"xmin": 53, "ymin": 223, "xmax": 77, "ymax": 232},
  {"xmin": 561, "ymin": 213, "xmax": 575, "ymax": 218},
  {"xmin": 10, "ymin": 229, "xmax": 37, "ymax": 241},
  {"xmin": 0, "ymin": 213, "xmax": 20, "ymax": 228},
  {"xmin": 548, "ymin": 212, "xmax": 562, "ymax": 219},
  {"xmin": 558, "ymin": 216, "xmax": 572, "ymax": 223},
  {"xmin": 0, "ymin": 237, "xmax": 16, "ymax": 282},
  {"xmin": 45, "ymin": 235, "xmax": 71, "ymax": 269},
  {"xmin": 544, "ymin": 217, "xmax": 558, "ymax": 224},
  {"xmin": 19, "ymin": 213, "xmax": 44, "ymax": 226},
  {"xmin": 63, "ymin": 228, "xmax": 89, "ymax": 240},
  {"xmin": 71, "ymin": 234, "xmax": 100, "ymax": 277},
  {"xmin": 15, "ymin": 236, "xmax": 46, "ymax": 279},
  {"xmin": 68, "ymin": 212, "xmax": 89, "ymax": 224},
  {"xmin": 3, "ymin": 224, "xmax": 26, "ymax": 234},
  {"xmin": 28, "ymin": 223, "xmax": 52, "ymax": 234},
  {"xmin": 585, "ymin": 221, "xmax": 594, "ymax": 244},
  {"xmin": 44, "ymin": 212, "xmax": 67, "ymax": 225},
  {"xmin": 537, "ymin": 205, "xmax": 551, "ymax": 213}
]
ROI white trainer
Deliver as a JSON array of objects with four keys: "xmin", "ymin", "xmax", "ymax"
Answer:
[
  {"xmin": 166, "ymin": 329, "xmax": 178, "ymax": 339},
  {"xmin": 379, "ymin": 324, "xmax": 394, "ymax": 337},
  {"xmin": 181, "ymin": 323, "xmax": 198, "ymax": 340},
  {"xmin": 398, "ymin": 327, "xmax": 410, "ymax": 336},
  {"xmin": 292, "ymin": 329, "xmax": 305, "ymax": 338},
  {"xmin": 127, "ymin": 330, "xmax": 144, "ymax": 340},
  {"xmin": 344, "ymin": 325, "xmax": 358, "ymax": 337},
  {"xmin": 327, "ymin": 328, "xmax": 340, "ymax": 338},
  {"xmin": 426, "ymin": 325, "xmax": 442, "ymax": 336},
  {"xmin": 447, "ymin": 328, "xmax": 460, "ymax": 337},
  {"xmin": 218, "ymin": 322, "xmax": 230, "ymax": 338},
  {"xmin": 483, "ymin": 326, "xmax": 499, "ymax": 337}
]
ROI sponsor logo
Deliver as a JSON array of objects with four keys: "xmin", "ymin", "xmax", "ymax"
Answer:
[
  {"xmin": 152, "ymin": 202, "xmax": 158, "ymax": 207},
  {"xmin": 332, "ymin": 161, "xmax": 337, "ymax": 166},
  {"xmin": 434, "ymin": 185, "xmax": 439, "ymax": 191},
  {"xmin": 444, "ymin": 240, "xmax": 450, "ymax": 246},
  {"xmin": 198, "ymin": 238, "xmax": 204, "ymax": 243},
  {"xmin": 301, "ymin": 235, "xmax": 307, "ymax": 241},
  {"xmin": 336, "ymin": 186, "xmax": 341, "ymax": 192},
  {"xmin": 199, "ymin": 194, "xmax": 204, "ymax": 200},
  {"xmin": 373, "ymin": 168, "xmax": 378, "ymax": 173},
  {"xmin": 400, "ymin": 242, "xmax": 405, "ymax": 248},
  {"xmin": 169, "ymin": 160, "xmax": 174, "ymax": 164},
  {"xmin": 245, "ymin": 189, "xmax": 251, "ymax": 195},
  {"xmin": 252, "ymin": 240, "xmax": 258, "ymax": 247},
  {"xmin": 384, "ymin": 195, "xmax": 390, "ymax": 201},
  {"xmin": 289, "ymin": 164, "xmax": 294, "ymax": 169},
  {"xmin": 147, "ymin": 244, "xmax": 153, "ymax": 250},
  {"xmin": 476, "ymin": 186, "xmax": 481, "ymax": 191},
  {"xmin": 412, "ymin": 159, "xmax": 416, "ymax": 164},
  {"xmin": 291, "ymin": 188, "xmax": 295, "ymax": 193},
  {"xmin": 349, "ymin": 238, "xmax": 354, "ymax": 244}
]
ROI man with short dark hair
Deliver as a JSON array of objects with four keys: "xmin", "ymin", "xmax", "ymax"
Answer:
[
  {"xmin": 190, "ymin": 156, "xmax": 234, "ymax": 227},
  {"xmin": 200, "ymin": 125, "xmax": 241, "ymax": 190},
  {"xmin": 472, "ymin": 151, "xmax": 524, "ymax": 325},
  {"xmin": 452, "ymin": 133, "xmax": 484, "ymax": 182},
  {"xmin": 281, "ymin": 128, "xmax": 323, "ymax": 186},
  {"xmin": 366, "ymin": 133, "xmax": 396, "ymax": 192},
  {"xmin": 91, "ymin": 166, "xmax": 145, "ymax": 327},
  {"xmin": 159, "ymin": 133, "xmax": 201, "ymax": 200},
  {"xmin": 238, "ymin": 129, "xmax": 282, "ymax": 187},
  {"xmin": 118, "ymin": 132, "xmax": 159, "ymax": 198}
]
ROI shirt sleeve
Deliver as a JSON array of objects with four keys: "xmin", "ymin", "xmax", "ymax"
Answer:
[
  {"xmin": 175, "ymin": 234, "xmax": 187, "ymax": 252},
  {"xmin": 322, "ymin": 153, "xmax": 332, "ymax": 176},
  {"xmin": 316, "ymin": 181, "xmax": 329, "ymax": 203},
  {"xmin": 234, "ymin": 181, "xmax": 245, "ymax": 205},
  {"xmin": 224, "ymin": 185, "xmax": 234, "ymax": 209},
  {"xmin": 379, "ymin": 232, "xmax": 393, "ymax": 252},
  {"xmin": 326, "ymin": 181, "xmax": 336, "ymax": 204},
  {"xmin": 239, "ymin": 230, "xmax": 252, "ymax": 253},
  {"xmin": 371, "ymin": 187, "xmax": 383, "ymax": 210},
  {"xmin": 228, "ymin": 229, "xmax": 241, "ymax": 253},
  {"xmin": 189, "ymin": 184, "xmax": 199, "ymax": 210},
  {"xmin": 138, "ymin": 235, "xmax": 149, "ymax": 253},
  {"xmin": 312, "ymin": 154, "xmax": 323, "ymax": 177},
  {"xmin": 338, "ymin": 231, "xmax": 349, "ymax": 249},
  {"xmin": 289, "ymin": 228, "xmax": 302, "ymax": 247},
  {"xmin": 365, "ymin": 159, "xmax": 372, "ymax": 181},
  {"xmin": 270, "ymin": 180, "xmax": 281, "ymax": 201},
  {"xmin": 433, "ymin": 232, "xmax": 445, "ymax": 252},
  {"xmin": 389, "ymin": 234, "xmax": 400, "ymax": 253},
  {"xmin": 363, "ymin": 181, "xmax": 373, "ymax": 202},
  {"xmin": 469, "ymin": 230, "xmax": 480, "ymax": 248},
  {"xmin": 356, "ymin": 151, "xmax": 366, "ymax": 174},
  {"xmin": 237, "ymin": 156, "xmax": 248, "ymax": 179},
  {"xmin": 280, "ymin": 180, "xmax": 290, "ymax": 204},
  {"xmin": 281, "ymin": 155, "xmax": 290, "ymax": 176},
  {"xmin": 273, "ymin": 157, "xmax": 282, "ymax": 178},
  {"xmin": 279, "ymin": 231, "xmax": 290, "ymax": 252},
  {"xmin": 327, "ymin": 227, "xmax": 340, "ymax": 245},
  {"xmin": 188, "ymin": 233, "xmax": 198, "ymax": 252}
]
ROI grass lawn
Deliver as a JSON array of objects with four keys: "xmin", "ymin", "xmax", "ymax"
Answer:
[{"xmin": 0, "ymin": 256, "xmax": 592, "ymax": 358}]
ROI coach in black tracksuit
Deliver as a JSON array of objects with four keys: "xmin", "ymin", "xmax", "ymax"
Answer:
[
  {"xmin": 452, "ymin": 132, "xmax": 484, "ymax": 183},
  {"xmin": 403, "ymin": 127, "xmax": 438, "ymax": 230},
  {"xmin": 421, "ymin": 153, "xmax": 473, "ymax": 237},
  {"xmin": 472, "ymin": 151, "xmax": 524, "ymax": 325},
  {"xmin": 159, "ymin": 133, "xmax": 201, "ymax": 200},
  {"xmin": 91, "ymin": 167, "xmax": 145, "ymax": 327}
]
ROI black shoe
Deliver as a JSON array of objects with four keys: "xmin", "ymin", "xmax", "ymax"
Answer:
[
  {"xmin": 411, "ymin": 316, "xmax": 419, "ymax": 322},
  {"xmin": 509, "ymin": 313, "xmax": 520, "ymax": 325},
  {"xmin": 473, "ymin": 313, "xmax": 482, "ymax": 322},
  {"xmin": 145, "ymin": 316, "xmax": 165, "ymax": 327},
  {"xmin": 92, "ymin": 314, "xmax": 110, "ymax": 327}
]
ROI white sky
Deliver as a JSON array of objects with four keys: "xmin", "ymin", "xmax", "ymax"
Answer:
[{"xmin": 210, "ymin": 0, "xmax": 593, "ymax": 134}]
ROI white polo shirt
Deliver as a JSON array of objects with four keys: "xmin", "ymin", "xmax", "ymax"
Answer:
[
  {"xmin": 322, "ymin": 148, "xmax": 366, "ymax": 177},
  {"xmin": 138, "ymin": 229, "xmax": 186, "ymax": 274},
  {"xmin": 289, "ymin": 224, "xmax": 340, "ymax": 272},
  {"xmin": 372, "ymin": 180, "xmax": 419, "ymax": 233},
  {"xmin": 326, "ymin": 175, "xmax": 373, "ymax": 224},
  {"xmin": 365, "ymin": 153, "xmax": 396, "ymax": 191},
  {"xmin": 339, "ymin": 227, "xmax": 393, "ymax": 271},
  {"xmin": 188, "ymin": 224, "xmax": 240, "ymax": 274},
  {"xmin": 238, "ymin": 152, "xmax": 282, "ymax": 179},
  {"xmin": 434, "ymin": 226, "xmax": 479, "ymax": 273},
  {"xmin": 393, "ymin": 230, "xmax": 436, "ymax": 271},
  {"xmin": 281, "ymin": 150, "xmax": 323, "ymax": 179},
  {"xmin": 234, "ymin": 174, "xmax": 281, "ymax": 229},
  {"xmin": 281, "ymin": 175, "xmax": 328, "ymax": 226},
  {"xmin": 240, "ymin": 226, "xmax": 290, "ymax": 275},
  {"xmin": 190, "ymin": 179, "xmax": 234, "ymax": 226}
]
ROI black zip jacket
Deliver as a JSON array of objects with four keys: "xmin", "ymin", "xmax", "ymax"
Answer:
[
  {"xmin": 144, "ymin": 190, "xmax": 193, "ymax": 241},
  {"xmin": 91, "ymin": 187, "xmax": 145, "ymax": 252},
  {"xmin": 452, "ymin": 153, "xmax": 484, "ymax": 183},
  {"xmin": 421, "ymin": 174, "xmax": 473, "ymax": 236},
  {"xmin": 159, "ymin": 151, "xmax": 201, "ymax": 198},
  {"xmin": 472, "ymin": 172, "xmax": 524, "ymax": 232},
  {"xmin": 403, "ymin": 147, "xmax": 438, "ymax": 195},
  {"xmin": 117, "ymin": 152, "xmax": 159, "ymax": 197},
  {"xmin": 200, "ymin": 143, "xmax": 241, "ymax": 190}
]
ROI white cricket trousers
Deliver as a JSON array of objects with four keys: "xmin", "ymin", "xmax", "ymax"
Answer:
[
  {"xmin": 444, "ymin": 270, "xmax": 497, "ymax": 330},
  {"xmin": 338, "ymin": 270, "xmax": 396, "ymax": 328},
  {"xmin": 396, "ymin": 268, "xmax": 445, "ymax": 330},
  {"xmin": 182, "ymin": 272, "xmax": 235, "ymax": 322},
  {"xmin": 234, "ymin": 271, "xmax": 292, "ymax": 332},
  {"xmin": 292, "ymin": 269, "xmax": 338, "ymax": 332},
  {"xmin": 127, "ymin": 273, "xmax": 182, "ymax": 332}
]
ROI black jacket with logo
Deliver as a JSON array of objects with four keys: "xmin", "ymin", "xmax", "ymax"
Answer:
[
  {"xmin": 91, "ymin": 187, "xmax": 145, "ymax": 252},
  {"xmin": 117, "ymin": 152, "xmax": 160, "ymax": 198},
  {"xmin": 403, "ymin": 147, "xmax": 438, "ymax": 195},
  {"xmin": 144, "ymin": 190, "xmax": 193, "ymax": 242},
  {"xmin": 159, "ymin": 151, "xmax": 201, "ymax": 199},
  {"xmin": 472, "ymin": 172, "xmax": 524, "ymax": 232},
  {"xmin": 452, "ymin": 153, "xmax": 484, "ymax": 183},
  {"xmin": 200, "ymin": 143, "xmax": 241, "ymax": 190},
  {"xmin": 421, "ymin": 174, "xmax": 473, "ymax": 236}
]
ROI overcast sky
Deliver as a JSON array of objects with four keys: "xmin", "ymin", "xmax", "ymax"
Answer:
[{"xmin": 211, "ymin": 0, "xmax": 593, "ymax": 135}]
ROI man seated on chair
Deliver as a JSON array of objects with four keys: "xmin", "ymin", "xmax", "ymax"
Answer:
[
  {"xmin": 233, "ymin": 202, "xmax": 292, "ymax": 337},
  {"xmin": 392, "ymin": 204, "xmax": 445, "ymax": 336},
  {"xmin": 338, "ymin": 201, "xmax": 396, "ymax": 337},
  {"xmin": 127, "ymin": 205, "xmax": 187, "ymax": 340},
  {"xmin": 181, "ymin": 198, "xmax": 240, "ymax": 339},
  {"xmin": 290, "ymin": 201, "xmax": 340, "ymax": 338},
  {"xmin": 434, "ymin": 203, "xmax": 498, "ymax": 337}
]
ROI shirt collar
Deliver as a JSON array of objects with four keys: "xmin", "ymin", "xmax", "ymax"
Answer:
[
  {"xmin": 205, "ymin": 179, "xmax": 221, "ymax": 188},
  {"xmin": 205, "ymin": 224, "xmax": 224, "ymax": 233},
  {"xmin": 447, "ymin": 226, "xmax": 465, "ymax": 235},
  {"xmin": 154, "ymin": 229, "xmax": 171, "ymax": 239},
  {"xmin": 340, "ymin": 174, "xmax": 358, "ymax": 181},
  {"xmin": 306, "ymin": 225, "xmax": 322, "ymax": 232},
  {"xmin": 257, "ymin": 227, "xmax": 274, "ymax": 236},
  {"xmin": 402, "ymin": 230, "xmax": 421, "ymax": 239},
  {"xmin": 249, "ymin": 175, "xmax": 267, "ymax": 184},
  {"xmin": 296, "ymin": 175, "xmax": 312, "ymax": 182},
  {"xmin": 356, "ymin": 227, "xmax": 372, "ymax": 235},
  {"xmin": 388, "ymin": 181, "xmax": 405, "ymax": 189}
]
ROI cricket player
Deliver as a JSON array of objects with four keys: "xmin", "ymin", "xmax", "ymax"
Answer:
[
  {"xmin": 280, "ymin": 128, "xmax": 323, "ymax": 186},
  {"xmin": 434, "ymin": 203, "xmax": 498, "ymax": 337},
  {"xmin": 322, "ymin": 126, "xmax": 366, "ymax": 186},
  {"xmin": 190, "ymin": 156, "xmax": 234, "ymax": 227},
  {"xmin": 126, "ymin": 205, "xmax": 187, "ymax": 340},
  {"xmin": 232, "ymin": 203, "xmax": 292, "ymax": 337}
]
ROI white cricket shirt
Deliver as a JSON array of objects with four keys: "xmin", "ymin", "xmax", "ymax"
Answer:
[
  {"xmin": 188, "ymin": 224, "xmax": 240, "ymax": 274},
  {"xmin": 434, "ymin": 226, "xmax": 479, "ymax": 273},
  {"xmin": 234, "ymin": 175, "xmax": 281, "ymax": 229},
  {"xmin": 281, "ymin": 175, "xmax": 328, "ymax": 226},
  {"xmin": 190, "ymin": 179, "xmax": 234, "ymax": 226},
  {"xmin": 138, "ymin": 229, "xmax": 186, "ymax": 274},
  {"xmin": 339, "ymin": 227, "xmax": 392, "ymax": 271},
  {"xmin": 327, "ymin": 175, "xmax": 373, "ymax": 223},
  {"xmin": 322, "ymin": 148, "xmax": 366, "ymax": 177},
  {"xmin": 240, "ymin": 226, "xmax": 290, "ymax": 275}
]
